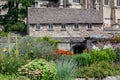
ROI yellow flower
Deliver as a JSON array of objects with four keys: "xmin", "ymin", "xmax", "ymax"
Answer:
[
  {"xmin": 14, "ymin": 50, "xmax": 19, "ymax": 57},
  {"xmin": 27, "ymin": 42, "xmax": 31, "ymax": 46},
  {"xmin": 30, "ymin": 50, "xmax": 33, "ymax": 53},
  {"xmin": 2, "ymin": 48, "xmax": 7, "ymax": 52}
]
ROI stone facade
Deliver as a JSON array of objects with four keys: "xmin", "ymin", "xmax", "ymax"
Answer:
[
  {"xmin": 28, "ymin": 23, "xmax": 103, "ymax": 53},
  {"xmin": 35, "ymin": 0, "xmax": 120, "ymax": 29},
  {"xmin": 29, "ymin": 24, "xmax": 103, "ymax": 38},
  {"xmin": 27, "ymin": 1, "xmax": 104, "ymax": 53}
]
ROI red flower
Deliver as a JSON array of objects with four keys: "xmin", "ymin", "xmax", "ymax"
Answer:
[{"xmin": 56, "ymin": 49, "xmax": 73, "ymax": 56}]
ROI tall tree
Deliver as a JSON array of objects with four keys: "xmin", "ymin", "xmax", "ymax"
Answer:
[{"xmin": 0, "ymin": 0, "xmax": 35, "ymax": 32}]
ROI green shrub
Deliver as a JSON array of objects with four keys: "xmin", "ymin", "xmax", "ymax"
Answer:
[
  {"xmin": 0, "ymin": 74, "xmax": 29, "ymax": 80},
  {"xmin": 36, "ymin": 36, "xmax": 61, "ymax": 49},
  {"xmin": 33, "ymin": 41, "xmax": 56, "ymax": 60},
  {"xmin": 114, "ymin": 48, "xmax": 120, "ymax": 61},
  {"xmin": 74, "ymin": 61, "xmax": 114, "ymax": 79},
  {"xmin": 90, "ymin": 48, "xmax": 116, "ymax": 63},
  {"xmin": 18, "ymin": 59, "xmax": 56, "ymax": 80},
  {"xmin": 0, "ymin": 32, "xmax": 8, "ymax": 38},
  {"xmin": 12, "ymin": 36, "xmax": 36, "ymax": 58},
  {"xmin": 6, "ymin": 22, "xmax": 26, "ymax": 32},
  {"xmin": 113, "ymin": 63, "xmax": 120, "ymax": 75},
  {"xmin": 0, "ymin": 54, "xmax": 28, "ymax": 74},
  {"xmin": 55, "ymin": 55, "xmax": 76, "ymax": 80},
  {"xmin": 73, "ymin": 53, "xmax": 91, "ymax": 66},
  {"xmin": 105, "ymin": 48, "xmax": 117, "ymax": 61}
]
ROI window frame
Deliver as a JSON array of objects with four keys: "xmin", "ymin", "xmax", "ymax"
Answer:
[
  {"xmin": 36, "ymin": 24, "xmax": 40, "ymax": 31},
  {"xmin": 117, "ymin": 0, "xmax": 120, "ymax": 6},
  {"xmin": 118, "ymin": 19, "xmax": 120, "ymax": 24},
  {"xmin": 74, "ymin": 24, "xmax": 79, "ymax": 31},
  {"xmin": 73, "ymin": 0, "xmax": 80, "ymax": 3},
  {"xmin": 48, "ymin": 24, "xmax": 53, "ymax": 31},
  {"xmin": 87, "ymin": 23, "xmax": 93, "ymax": 31},
  {"xmin": 104, "ymin": 0, "xmax": 109, "ymax": 6},
  {"xmin": 61, "ymin": 24, "xmax": 66, "ymax": 31}
]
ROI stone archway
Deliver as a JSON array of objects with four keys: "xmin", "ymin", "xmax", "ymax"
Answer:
[{"xmin": 72, "ymin": 45, "xmax": 86, "ymax": 54}]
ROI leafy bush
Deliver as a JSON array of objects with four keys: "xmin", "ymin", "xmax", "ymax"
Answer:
[
  {"xmin": 74, "ymin": 61, "xmax": 115, "ymax": 79},
  {"xmin": 0, "ymin": 74, "xmax": 29, "ymax": 80},
  {"xmin": 36, "ymin": 36, "xmax": 61, "ymax": 49},
  {"xmin": 55, "ymin": 55, "xmax": 76, "ymax": 80},
  {"xmin": 6, "ymin": 22, "xmax": 26, "ymax": 32},
  {"xmin": 105, "ymin": 48, "xmax": 117, "ymax": 61},
  {"xmin": 18, "ymin": 59, "xmax": 56, "ymax": 80},
  {"xmin": 0, "ymin": 32, "xmax": 8, "ymax": 38},
  {"xmin": 90, "ymin": 48, "xmax": 116, "ymax": 63},
  {"xmin": 12, "ymin": 36, "xmax": 36, "ymax": 58},
  {"xmin": 73, "ymin": 53, "xmax": 91, "ymax": 66},
  {"xmin": 34, "ymin": 41, "xmax": 57, "ymax": 60},
  {"xmin": 0, "ymin": 54, "xmax": 28, "ymax": 74},
  {"xmin": 113, "ymin": 63, "xmax": 120, "ymax": 75}
]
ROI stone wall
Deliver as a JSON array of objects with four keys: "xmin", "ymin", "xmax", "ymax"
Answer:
[
  {"xmin": 29, "ymin": 24, "xmax": 103, "ymax": 38},
  {"xmin": 0, "ymin": 37, "xmax": 15, "ymax": 52},
  {"xmin": 0, "ymin": 32, "xmax": 23, "ymax": 52},
  {"xmin": 58, "ymin": 43, "xmax": 71, "ymax": 51},
  {"xmin": 75, "ymin": 76, "xmax": 120, "ymax": 80}
]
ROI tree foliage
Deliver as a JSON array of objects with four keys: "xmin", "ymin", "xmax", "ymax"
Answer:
[{"xmin": 0, "ymin": 0, "xmax": 35, "ymax": 32}]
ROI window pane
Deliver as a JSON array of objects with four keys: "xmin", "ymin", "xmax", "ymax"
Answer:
[
  {"xmin": 73, "ymin": 0, "xmax": 76, "ymax": 2},
  {"xmin": 78, "ymin": 0, "xmax": 80, "ymax": 3},
  {"xmin": 36, "ymin": 24, "xmax": 40, "ymax": 30},
  {"xmin": 88, "ymin": 24, "xmax": 92, "ymax": 29},
  {"xmin": 61, "ymin": 24, "xmax": 66, "ymax": 30},
  {"xmin": 49, "ymin": 24, "xmax": 53, "ymax": 30},
  {"xmin": 117, "ymin": 0, "xmax": 120, "ymax": 6},
  {"xmin": 73, "ymin": 0, "xmax": 80, "ymax": 3},
  {"xmin": 104, "ymin": 0, "xmax": 108, "ymax": 5},
  {"xmin": 74, "ymin": 24, "xmax": 78, "ymax": 30},
  {"xmin": 118, "ymin": 19, "xmax": 120, "ymax": 23}
]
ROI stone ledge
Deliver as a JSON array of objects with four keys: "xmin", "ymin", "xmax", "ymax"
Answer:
[{"xmin": 75, "ymin": 76, "xmax": 120, "ymax": 80}]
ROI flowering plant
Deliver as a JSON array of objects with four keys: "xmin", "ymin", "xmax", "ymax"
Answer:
[{"xmin": 56, "ymin": 49, "xmax": 73, "ymax": 56}]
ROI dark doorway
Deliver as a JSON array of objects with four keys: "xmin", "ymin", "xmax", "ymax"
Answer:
[
  {"xmin": 49, "ymin": 0, "xmax": 59, "ymax": 3},
  {"xmin": 48, "ymin": 0, "xmax": 59, "ymax": 7},
  {"xmin": 73, "ymin": 45, "xmax": 86, "ymax": 54}
]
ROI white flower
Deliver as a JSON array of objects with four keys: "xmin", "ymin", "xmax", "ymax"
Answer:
[
  {"xmin": 92, "ymin": 45, "xmax": 100, "ymax": 50},
  {"xmin": 103, "ymin": 44, "xmax": 113, "ymax": 49}
]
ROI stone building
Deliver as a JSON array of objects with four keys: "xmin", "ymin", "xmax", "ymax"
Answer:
[
  {"xmin": 35, "ymin": 0, "xmax": 120, "ymax": 29},
  {"xmin": 27, "ymin": 0, "xmax": 120, "ymax": 53},
  {"xmin": 26, "ymin": 0, "xmax": 120, "ymax": 53},
  {"xmin": 27, "ymin": 8, "xmax": 103, "ymax": 53}
]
